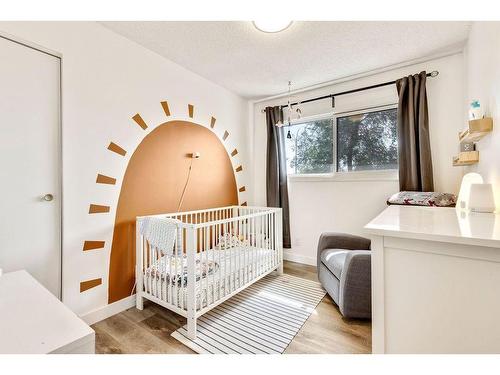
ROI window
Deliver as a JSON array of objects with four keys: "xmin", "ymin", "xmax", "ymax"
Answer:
[
  {"xmin": 285, "ymin": 118, "xmax": 334, "ymax": 174},
  {"xmin": 336, "ymin": 108, "xmax": 398, "ymax": 172},
  {"xmin": 285, "ymin": 106, "xmax": 398, "ymax": 176}
]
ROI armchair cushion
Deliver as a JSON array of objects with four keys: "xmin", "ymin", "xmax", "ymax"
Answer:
[
  {"xmin": 317, "ymin": 232, "xmax": 371, "ymax": 270},
  {"xmin": 320, "ymin": 249, "xmax": 348, "ymax": 279}
]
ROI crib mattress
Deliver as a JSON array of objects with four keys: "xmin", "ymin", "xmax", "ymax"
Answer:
[{"xmin": 143, "ymin": 247, "xmax": 276, "ymax": 310}]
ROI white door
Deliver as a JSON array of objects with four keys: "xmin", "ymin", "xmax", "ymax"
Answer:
[{"xmin": 0, "ymin": 36, "xmax": 61, "ymax": 297}]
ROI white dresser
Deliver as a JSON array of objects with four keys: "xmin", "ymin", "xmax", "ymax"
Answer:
[
  {"xmin": 365, "ymin": 205, "xmax": 500, "ymax": 354},
  {"xmin": 0, "ymin": 270, "xmax": 95, "ymax": 354}
]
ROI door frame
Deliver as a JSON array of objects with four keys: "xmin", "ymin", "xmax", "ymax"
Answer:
[{"xmin": 0, "ymin": 31, "xmax": 63, "ymax": 300}]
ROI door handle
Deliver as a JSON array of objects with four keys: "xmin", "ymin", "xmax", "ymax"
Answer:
[{"xmin": 43, "ymin": 193, "xmax": 54, "ymax": 202}]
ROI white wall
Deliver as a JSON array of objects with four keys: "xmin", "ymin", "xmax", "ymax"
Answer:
[
  {"xmin": 464, "ymin": 22, "xmax": 500, "ymax": 209},
  {"xmin": 252, "ymin": 54, "xmax": 465, "ymax": 265},
  {"xmin": 0, "ymin": 22, "xmax": 250, "ymax": 316}
]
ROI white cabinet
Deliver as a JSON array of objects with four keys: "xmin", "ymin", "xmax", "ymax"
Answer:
[
  {"xmin": 0, "ymin": 271, "xmax": 94, "ymax": 354},
  {"xmin": 365, "ymin": 205, "xmax": 500, "ymax": 354}
]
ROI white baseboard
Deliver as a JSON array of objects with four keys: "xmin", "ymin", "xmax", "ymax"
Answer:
[
  {"xmin": 283, "ymin": 251, "xmax": 316, "ymax": 266},
  {"xmin": 80, "ymin": 295, "xmax": 136, "ymax": 325}
]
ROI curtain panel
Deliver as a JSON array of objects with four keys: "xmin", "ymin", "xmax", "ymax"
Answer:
[
  {"xmin": 265, "ymin": 106, "xmax": 291, "ymax": 248},
  {"xmin": 396, "ymin": 71, "xmax": 434, "ymax": 192}
]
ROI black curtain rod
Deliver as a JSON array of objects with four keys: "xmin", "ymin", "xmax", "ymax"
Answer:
[{"xmin": 263, "ymin": 70, "xmax": 439, "ymax": 112}]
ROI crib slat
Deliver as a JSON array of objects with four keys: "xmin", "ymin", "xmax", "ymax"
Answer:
[
  {"xmin": 229, "ymin": 219, "xmax": 233, "ymax": 294},
  {"xmin": 169, "ymin": 234, "xmax": 174, "ymax": 306},
  {"xmin": 244, "ymin": 215, "xmax": 248, "ymax": 285},
  {"xmin": 272, "ymin": 212, "xmax": 278, "ymax": 268},
  {"xmin": 210, "ymin": 210, "xmax": 215, "ymax": 306},
  {"xmin": 135, "ymin": 220, "xmax": 144, "ymax": 310},
  {"xmin": 204, "ymin": 225, "xmax": 209, "ymax": 309},
  {"xmin": 223, "ymin": 220, "xmax": 227, "ymax": 297},
  {"xmin": 186, "ymin": 225, "xmax": 197, "ymax": 338},
  {"xmin": 238, "ymin": 214, "xmax": 242, "ymax": 289}
]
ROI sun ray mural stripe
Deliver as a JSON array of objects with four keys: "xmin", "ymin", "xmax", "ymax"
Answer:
[
  {"xmin": 223, "ymin": 131, "xmax": 229, "ymax": 141},
  {"xmin": 96, "ymin": 174, "xmax": 116, "ymax": 185},
  {"xmin": 231, "ymin": 149, "xmax": 238, "ymax": 157},
  {"xmin": 161, "ymin": 101, "xmax": 171, "ymax": 116},
  {"xmin": 188, "ymin": 104, "xmax": 194, "ymax": 118},
  {"xmin": 107, "ymin": 142, "xmax": 127, "ymax": 156},
  {"xmin": 83, "ymin": 241, "xmax": 105, "ymax": 251},
  {"xmin": 132, "ymin": 113, "xmax": 148, "ymax": 130},
  {"xmin": 89, "ymin": 204, "xmax": 110, "ymax": 214},
  {"xmin": 235, "ymin": 165, "xmax": 243, "ymax": 172},
  {"xmin": 80, "ymin": 278, "xmax": 102, "ymax": 293},
  {"xmin": 239, "ymin": 186, "xmax": 246, "ymax": 192},
  {"xmin": 210, "ymin": 116, "xmax": 216, "ymax": 128}
]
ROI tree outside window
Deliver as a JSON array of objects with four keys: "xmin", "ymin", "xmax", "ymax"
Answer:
[{"xmin": 285, "ymin": 107, "xmax": 397, "ymax": 175}]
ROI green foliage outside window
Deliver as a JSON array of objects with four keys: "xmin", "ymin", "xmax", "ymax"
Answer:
[{"xmin": 286, "ymin": 108, "xmax": 397, "ymax": 174}]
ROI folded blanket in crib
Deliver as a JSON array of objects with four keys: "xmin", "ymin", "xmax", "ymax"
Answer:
[{"xmin": 140, "ymin": 216, "xmax": 183, "ymax": 255}]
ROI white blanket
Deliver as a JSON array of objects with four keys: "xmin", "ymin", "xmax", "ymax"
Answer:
[{"xmin": 140, "ymin": 216, "xmax": 182, "ymax": 255}]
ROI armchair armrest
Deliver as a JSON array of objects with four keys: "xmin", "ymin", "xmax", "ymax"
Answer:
[
  {"xmin": 317, "ymin": 233, "xmax": 371, "ymax": 269},
  {"xmin": 339, "ymin": 250, "xmax": 372, "ymax": 318}
]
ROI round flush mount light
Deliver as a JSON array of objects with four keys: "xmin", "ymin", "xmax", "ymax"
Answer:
[{"xmin": 252, "ymin": 20, "xmax": 293, "ymax": 33}]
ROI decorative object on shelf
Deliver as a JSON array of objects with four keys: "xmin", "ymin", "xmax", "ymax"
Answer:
[
  {"xmin": 468, "ymin": 183, "xmax": 496, "ymax": 213},
  {"xmin": 453, "ymin": 150, "xmax": 479, "ymax": 166},
  {"xmin": 468, "ymin": 100, "xmax": 484, "ymax": 120},
  {"xmin": 460, "ymin": 142, "xmax": 475, "ymax": 152},
  {"xmin": 456, "ymin": 172, "xmax": 484, "ymax": 211},
  {"xmin": 387, "ymin": 191, "xmax": 457, "ymax": 207}
]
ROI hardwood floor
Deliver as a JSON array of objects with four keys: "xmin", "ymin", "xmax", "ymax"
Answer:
[{"xmin": 92, "ymin": 261, "xmax": 372, "ymax": 354}]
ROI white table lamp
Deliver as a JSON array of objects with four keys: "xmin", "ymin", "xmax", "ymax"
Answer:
[
  {"xmin": 469, "ymin": 183, "xmax": 496, "ymax": 213},
  {"xmin": 457, "ymin": 172, "xmax": 484, "ymax": 211}
]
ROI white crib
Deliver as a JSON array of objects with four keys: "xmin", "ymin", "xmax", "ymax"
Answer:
[{"xmin": 135, "ymin": 206, "xmax": 283, "ymax": 340}]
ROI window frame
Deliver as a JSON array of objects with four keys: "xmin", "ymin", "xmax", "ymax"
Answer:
[{"xmin": 286, "ymin": 103, "xmax": 399, "ymax": 182}]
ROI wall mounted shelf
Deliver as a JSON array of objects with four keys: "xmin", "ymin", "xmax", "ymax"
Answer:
[
  {"xmin": 453, "ymin": 150, "xmax": 479, "ymax": 166},
  {"xmin": 459, "ymin": 117, "xmax": 493, "ymax": 143}
]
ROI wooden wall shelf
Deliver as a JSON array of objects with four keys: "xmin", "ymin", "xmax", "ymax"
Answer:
[
  {"xmin": 459, "ymin": 117, "xmax": 493, "ymax": 143},
  {"xmin": 453, "ymin": 150, "xmax": 479, "ymax": 166}
]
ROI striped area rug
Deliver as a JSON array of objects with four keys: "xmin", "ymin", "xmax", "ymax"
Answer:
[{"xmin": 171, "ymin": 273, "xmax": 326, "ymax": 354}]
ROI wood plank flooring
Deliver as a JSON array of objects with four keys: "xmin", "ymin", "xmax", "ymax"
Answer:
[{"xmin": 92, "ymin": 261, "xmax": 372, "ymax": 354}]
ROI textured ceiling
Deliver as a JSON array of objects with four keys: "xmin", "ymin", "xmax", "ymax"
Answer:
[{"xmin": 100, "ymin": 21, "xmax": 470, "ymax": 99}]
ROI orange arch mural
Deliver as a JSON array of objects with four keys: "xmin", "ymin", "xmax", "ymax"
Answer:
[{"xmin": 108, "ymin": 120, "xmax": 239, "ymax": 303}]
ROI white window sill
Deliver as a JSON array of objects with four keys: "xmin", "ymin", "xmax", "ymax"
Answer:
[{"xmin": 287, "ymin": 170, "xmax": 399, "ymax": 182}]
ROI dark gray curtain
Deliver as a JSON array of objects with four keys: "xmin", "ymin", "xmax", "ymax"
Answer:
[
  {"xmin": 265, "ymin": 106, "xmax": 291, "ymax": 248},
  {"xmin": 396, "ymin": 71, "xmax": 434, "ymax": 192}
]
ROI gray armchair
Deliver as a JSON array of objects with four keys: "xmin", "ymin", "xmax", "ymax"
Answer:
[{"xmin": 317, "ymin": 233, "xmax": 371, "ymax": 319}]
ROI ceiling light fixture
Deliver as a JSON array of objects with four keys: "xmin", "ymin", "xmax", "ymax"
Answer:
[{"xmin": 253, "ymin": 20, "xmax": 292, "ymax": 33}]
